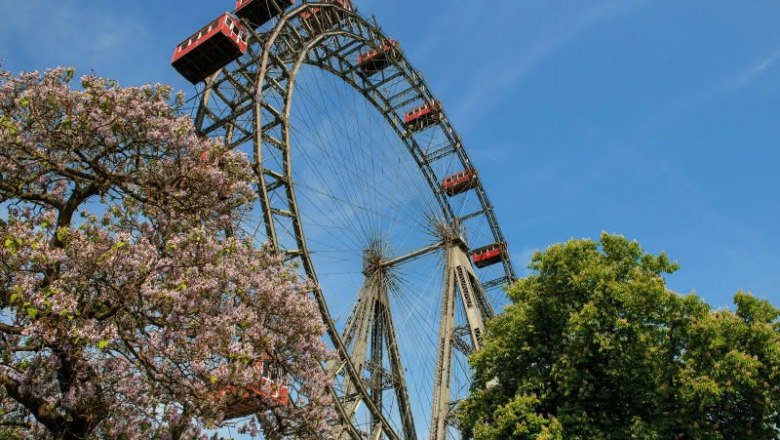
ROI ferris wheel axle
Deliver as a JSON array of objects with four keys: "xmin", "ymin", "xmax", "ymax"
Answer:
[{"xmin": 374, "ymin": 241, "xmax": 444, "ymax": 271}]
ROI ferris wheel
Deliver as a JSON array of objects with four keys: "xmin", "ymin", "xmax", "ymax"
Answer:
[{"xmin": 172, "ymin": 1, "xmax": 516, "ymax": 438}]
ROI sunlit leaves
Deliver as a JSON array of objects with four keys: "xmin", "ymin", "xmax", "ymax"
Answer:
[{"xmin": 461, "ymin": 234, "xmax": 780, "ymax": 440}]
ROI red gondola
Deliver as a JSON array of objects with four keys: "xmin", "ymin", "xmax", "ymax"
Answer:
[
  {"xmin": 404, "ymin": 101, "xmax": 442, "ymax": 132},
  {"xmin": 220, "ymin": 358, "xmax": 290, "ymax": 420},
  {"xmin": 442, "ymin": 169, "xmax": 478, "ymax": 196},
  {"xmin": 301, "ymin": 0, "xmax": 352, "ymax": 33},
  {"xmin": 235, "ymin": 0, "xmax": 294, "ymax": 29},
  {"xmin": 357, "ymin": 39, "xmax": 400, "ymax": 76},
  {"xmin": 172, "ymin": 13, "xmax": 249, "ymax": 84},
  {"xmin": 471, "ymin": 243, "xmax": 507, "ymax": 268}
]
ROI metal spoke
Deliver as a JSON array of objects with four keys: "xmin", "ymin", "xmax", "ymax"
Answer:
[{"xmin": 192, "ymin": 2, "xmax": 516, "ymax": 438}]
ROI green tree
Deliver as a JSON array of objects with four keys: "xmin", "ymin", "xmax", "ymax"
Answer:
[{"xmin": 460, "ymin": 234, "xmax": 780, "ymax": 440}]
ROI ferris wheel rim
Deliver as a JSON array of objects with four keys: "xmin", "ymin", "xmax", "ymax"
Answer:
[
  {"xmin": 247, "ymin": 1, "xmax": 515, "ymax": 283},
  {"xmin": 193, "ymin": 2, "xmax": 516, "ymax": 438}
]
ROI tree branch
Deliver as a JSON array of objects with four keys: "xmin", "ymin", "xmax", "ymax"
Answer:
[
  {"xmin": 0, "ymin": 370, "xmax": 65, "ymax": 433},
  {"xmin": 0, "ymin": 324, "xmax": 22, "ymax": 335}
]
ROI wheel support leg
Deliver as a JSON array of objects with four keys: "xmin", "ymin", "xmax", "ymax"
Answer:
[
  {"xmin": 430, "ymin": 246, "xmax": 457, "ymax": 440},
  {"xmin": 430, "ymin": 241, "xmax": 491, "ymax": 440}
]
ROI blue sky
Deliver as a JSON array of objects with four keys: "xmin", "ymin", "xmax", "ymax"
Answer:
[{"xmin": 1, "ymin": 0, "xmax": 778, "ymax": 313}]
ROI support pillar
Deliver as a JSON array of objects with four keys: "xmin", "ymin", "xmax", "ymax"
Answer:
[{"xmin": 430, "ymin": 238, "xmax": 491, "ymax": 440}]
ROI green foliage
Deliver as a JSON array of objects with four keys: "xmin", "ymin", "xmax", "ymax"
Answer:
[
  {"xmin": 0, "ymin": 427, "xmax": 23, "ymax": 440},
  {"xmin": 460, "ymin": 233, "xmax": 780, "ymax": 440}
]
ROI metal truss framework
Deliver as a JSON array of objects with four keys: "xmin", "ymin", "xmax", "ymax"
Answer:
[
  {"xmin": 193, "ymin": 2, "xmax": 516, "ymax": 438},
  {"xmin": 429, "ymin": 236, "xmax": 493, "ymax": 440},
  {"xmin": 330, "ymin": 243, "xmax": 418, "ymax": 440}
]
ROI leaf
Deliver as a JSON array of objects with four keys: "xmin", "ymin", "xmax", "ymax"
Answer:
[
  {"xmin": 209, "ymin": 375, "xmax": 218, "ymax": 384},
  {"xmin": 97, "ymin": 340, "xmax": 110, "ymax": 350},
  {"xmin": 27, "ymin": 307, "xmax": 38, "ymax": 319},
  {"xmin": 3, "ymin": 237, "xmax": 18, "ymax": 255},
  {"xmin": 56, "ymin": 227, "xmax": 68, "ymax": 242},
  {"xmin": 0, "ymin": 115, "xmax": 17, "ymax": 135},
  {"xmin": 63, "ymin": 67, "xmax": 76, "ymax": 82}
]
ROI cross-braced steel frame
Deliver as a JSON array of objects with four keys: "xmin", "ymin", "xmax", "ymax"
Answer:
[{"xmin": 192, "ymin": 2, "xmax": 516, "ymax": 438}]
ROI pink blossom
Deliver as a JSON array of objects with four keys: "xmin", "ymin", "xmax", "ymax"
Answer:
[{"xmin": 0, "ymin": 67, "xmax": 335, "ymax": 439}]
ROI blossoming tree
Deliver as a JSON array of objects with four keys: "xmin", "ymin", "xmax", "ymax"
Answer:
[{"xmin": 0, "ymin": 67, "xmax": 334, "ymax": 439}]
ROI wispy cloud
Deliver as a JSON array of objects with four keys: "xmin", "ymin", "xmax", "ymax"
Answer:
[
  {"xmin": 562, "ymin": 45, "xmax": 780, "ymax": 256},
  {"xmin": 450, "ymin": 0, "xmax": 652, "ymax": 124},
  {"xmin": 726, "ymin": 48, "xmax": 780, "ymax": 90},
  {"xmin": 0, "ymin": 0, "xmax": 158, "ymax": 84},
  {"xmin": 625, "ymin": 46, "xmax": 780, "ymax": 138},
  {"xmin": 561, "ymin": 47, "xmax": 780, "ymax": 194}
]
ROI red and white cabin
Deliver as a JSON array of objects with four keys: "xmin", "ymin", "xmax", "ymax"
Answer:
[
  {"xmin": 220, "ymin": 358, "xmax": 290, "ymax": 420},
  {"xmin": 172, "ymin": 13, "xmax": 248, "ymax": 84},
  {"xmin": 442, "ymin": 169, "xmax": 478, "ymax": 196},
  {"xmin": 471, "ymin": 242, "xmax": 507, "ymax": 268},
  {"xmin": 357, "ymin": 39, "xmax": 400, "ymax": 76},
  {"xmin": 404, "ymin": 101, "xmax": 442, "ymax": 132},
  {"xmin": 301, "ymin": 0, "xmax": 352, "ymax": 28},
  {"xmin": 235, "ymin": 0, "xmax": 294, "ymax": 28}
]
